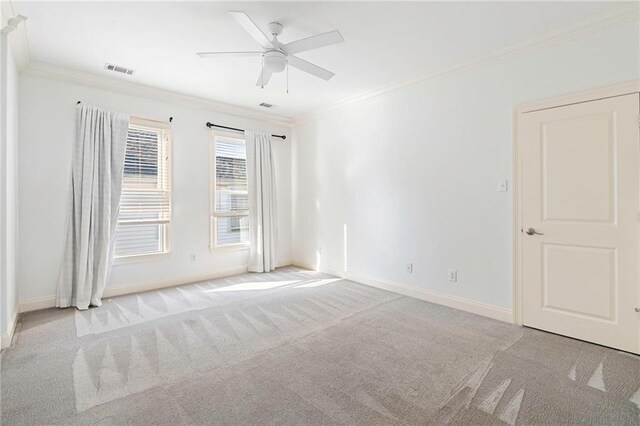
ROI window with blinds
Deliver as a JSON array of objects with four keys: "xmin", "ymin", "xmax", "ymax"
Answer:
[
  {"xmin": 114, "ymin": 118, "xmax": 171, "ymax": 259},
  {"xmin": 211, "ymin": 132, "xmax": 249, "ymax": 248}
]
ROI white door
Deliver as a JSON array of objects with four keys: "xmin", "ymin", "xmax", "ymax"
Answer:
[{"xmin": 521, "ymin": 93, "xmax": 640, "ymax": 354}]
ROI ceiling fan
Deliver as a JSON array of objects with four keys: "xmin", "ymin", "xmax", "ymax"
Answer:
[{"xmin": 197, "ymin": 11, "xmax": 344, "ymax": 89}]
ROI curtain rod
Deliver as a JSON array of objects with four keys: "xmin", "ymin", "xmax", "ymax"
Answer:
[
  {"xmin": 206, "ymin": 122, "xmax": 286, "ymax": 140},
  {"xmin": 77, "ymin": 101, "xmax": 173, "ymax": 122}
]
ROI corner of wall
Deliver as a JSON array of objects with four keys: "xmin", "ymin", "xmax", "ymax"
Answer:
[
  {"xmin": 1, "ymin": 7, "xmax": 22, "ymax": 346},
  {"xmin": 0, "ymin": 308, "xmax": 19, "ymax": 349}
]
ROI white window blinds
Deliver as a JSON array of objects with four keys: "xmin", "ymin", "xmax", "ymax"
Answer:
[
  {"xmin": 115, "ymin": 118, "xmax": 171, "ymax": 258},
  {"xmin": 211, "ymin": 133, "xmax": 249, "ymax": 248}
]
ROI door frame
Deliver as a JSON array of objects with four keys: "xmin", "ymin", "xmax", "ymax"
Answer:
[{"xmin": 512, "ymin": 80, "xmax": 640, "ymax": 325}]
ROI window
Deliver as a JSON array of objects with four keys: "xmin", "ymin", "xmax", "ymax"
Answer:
[
  {"xmin": 210, "ymin": 132, "xmax": 249, "ymax": 248},
  {"xmin": 114, "ymin": 118, "xmax": 171, "ymax": 259}
]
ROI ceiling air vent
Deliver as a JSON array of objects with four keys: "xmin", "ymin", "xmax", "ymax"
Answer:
[
  {"xmin": 259, "ymin": 102, "xmax": 274, "ymax": 109},
  {"xmin": 104, "ymin": 63, "xmax": 135, "ymax": 75}
]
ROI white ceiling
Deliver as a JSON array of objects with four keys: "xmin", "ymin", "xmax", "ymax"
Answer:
[{"xmin": 15, "ymin": 1, "xmax": 608, "ymax": 118}]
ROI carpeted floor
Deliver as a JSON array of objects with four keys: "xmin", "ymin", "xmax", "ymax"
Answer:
[{"xmin": 1, "ymin": 266, "xmax": 639, "ymax": 425}]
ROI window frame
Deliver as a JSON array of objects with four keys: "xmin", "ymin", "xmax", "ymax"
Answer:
[
  {"xmin": 114, "ymin": 117, "xmax": 173, "ymax": 264},
  {"xmin": 209, "ymin": 129, "xmax": 250, "ymax": 251}
]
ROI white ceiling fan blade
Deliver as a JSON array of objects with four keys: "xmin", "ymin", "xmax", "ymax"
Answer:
[
  {"xmin": 284, "ymin": 30, "xmax": 344, "ymax": 55},
  {"xmin": 197, "ymin": 51, "xmax": 263, "ymax": 58},
  {"xmin": 288, "ymin": 55, "xmax": 335, "ymax": 81},
  {"xmin": 229, "ymin": 11, "xmax": 273, "ymax": 48},
  {"xmin": 256, "ymin": 69, "xmax": 273, "ymax": 87}
]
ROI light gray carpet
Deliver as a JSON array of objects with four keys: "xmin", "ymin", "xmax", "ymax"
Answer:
[{"xmin": 1, "ymin": 266, "xmax": 639, "ymax": 425}]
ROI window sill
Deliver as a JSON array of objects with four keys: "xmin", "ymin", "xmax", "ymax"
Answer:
[
  {"xmin": 209, "ymin": 243, "xmax": 249, "ymax": 253},
  {"xmin": 113, "ymin": 252, "xmax": 171, "ymax": 266}
]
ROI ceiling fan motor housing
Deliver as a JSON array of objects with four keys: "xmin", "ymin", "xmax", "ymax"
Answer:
[
  {"xmin": 268, "ymin": 22, "xmax": 283, "ymax": 36},
  {"xmin": 264, "ymin": 50, "xmax": 287, "ymax": 73}
]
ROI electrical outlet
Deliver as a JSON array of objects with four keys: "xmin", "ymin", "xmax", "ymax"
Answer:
[
  {"xmin": 448, "ymin": 269, "xmax": 458, "ymax": 282},
  {"xmin": 406, "ymin": 263, "xmax": 413, "ymax": 274},
  {"xmin": 498, "ymin": 179, "xmax": 508, "ymax": 192},
  {"xmin": 190, "ymin": 254, "xmax": 197, "ymax": 262}
]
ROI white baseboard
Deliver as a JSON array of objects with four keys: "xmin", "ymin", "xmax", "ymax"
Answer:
[
  {"xmin": 17, "ymin": 262, "xmax": 513, "ymax": 325},
  {"xmin": 292, "ymin": 260, "xmax": 315, "ymax": 270},
  {"xmin": 18, "ymin": 266, "xmax": 250, "ymax": 313},
  {"xmin": 345, "ymin": 272, "xmax": 513, "ymax": 323},
  {"xmin": 292, "ymin": 260, "xmax": 513, "ymax": 324},
  {"xmin": 278, "ymin": 260, "xmax": 293, "ymax": 268},
  {"xmin": 291, "ymin": 260, "xmax": 345, "ymax": 279},
  {"xmin": 18, "ymin": 295, "xmax": 56, "ymax": 313},
  {"xmin": 103, "ymin": 266, "xmax": 249, "ymax": 299},
  {"xmin": 1, "ymin": 309, "xmax": 20, "ymax": 350}
]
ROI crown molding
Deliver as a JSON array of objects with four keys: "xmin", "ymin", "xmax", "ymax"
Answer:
[
  {"xmin": 293, "ymin": 2, "xmax": 640, "ymax": 124},
  {"xmin": 14, "ymin": 2, "xmax": 639, "ymax": 126},
  {"xmin": 1, "ymin": 0, "xmax": 31, "ymax": 71},
  {"xmin": 21, "ymin": 61, "xmax": 294, "ymax": 127}
]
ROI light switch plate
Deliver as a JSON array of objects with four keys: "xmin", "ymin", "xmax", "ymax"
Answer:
[{"xmin": 498, "ymin": 179, "xmax": 508, "ymax": 192}]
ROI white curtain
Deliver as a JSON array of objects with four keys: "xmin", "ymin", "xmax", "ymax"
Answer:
[
  {"xmin": 246, "ymin": 131, "xmax": 277, "ymax": 273},
  {"xmin": 56, "ymin": 104, "xmax": 129, "ymax": 310}
]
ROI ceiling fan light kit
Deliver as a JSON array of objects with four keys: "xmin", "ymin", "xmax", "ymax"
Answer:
[
  {"xmin": 197, "ymin": 11, "xmax": 344, "ymax": 93},
  {"xmin": 263, "ymin": 50, "xmax": 286, "ymax": 73}
]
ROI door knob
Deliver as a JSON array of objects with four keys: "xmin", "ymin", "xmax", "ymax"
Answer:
[{"xmin": 525, "ymin": 228, "xmax": 544, "ymax": 236}]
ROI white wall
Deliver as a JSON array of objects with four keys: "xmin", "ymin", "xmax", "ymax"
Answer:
[
  {"xmin": 18, "ymin": 75, "xmax": 292, "ymax": 302},
  {"xmin": 0, "ymin": 29, "xmax": 20, "ymax": 341},
  {"xmin": 13, "ymin": 18, "xmax": 640, "ymax": 316},
  {"xmin": 292, "ymin": 22, "xmax": 640, "ymax": 310}
]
